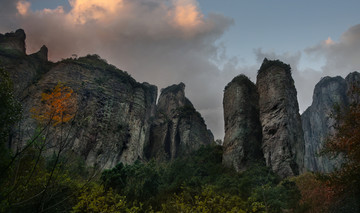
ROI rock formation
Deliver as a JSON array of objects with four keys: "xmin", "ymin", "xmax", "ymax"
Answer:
[
  {"xmin": 14, "ymin": 54, "xmax": 158, "ymax": 168},
  {"xmin": 2, "ymin": 29, "xmax": 213, "ymax": 169},
  {"xmin": 30, "ymin": 45, "xmax": 48, "ymax": 62},
  {"xmin": 222, "ymin": 75, "xmax": 263, "ymax": 172},
  {"xmin": 256, "ymin": 59, "xmax": 304, "ymax": 178},
  {"xmin": 0, "ymin": 29, "xmax": 26, "ymax": 54},
  {"xmin": 0, "ymin": 29, "xmax": 50, "ymax": 97},
  {"xmin": 302, "ymin": 71, "xmax": 360, "ymax": 172},
  {"xmin": 147, "ymin": 83, "xmax": 213, "ymax": 160}
]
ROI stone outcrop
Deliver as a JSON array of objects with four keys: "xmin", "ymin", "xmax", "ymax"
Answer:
[
  {"xmin": 256, "ymin": 59, "xmax": 304, "ymax": 178},
  {"xmin": 222, "ymin": 75, "xmax": 263, "ymax": 172},
  {"xmin": 302, "ymin": 71, "xmax": 360, "ymax": 172},
  {"xmin": 147, "ymin": 83, "xmax": 213, "ymax": 160},
  {"xmin": 30, "ymin": 45, "xmax": 48, "ymax": 62},
  {"xmin": 0, "ymin": 29, "xmax": 50, "ymax": 97},
  {"xmin": 16, "ymin": 55, "xmax": 158, "ymax": 169},
  {"xmin": 2, "ymin": 29, "xmax": 214, "ymax": 169},
  {"xmin": 0, "ymin": 29, "xmax": 26, "ymax": 54}
]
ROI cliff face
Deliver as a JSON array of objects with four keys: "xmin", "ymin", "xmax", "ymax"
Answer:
[
  {"xmin": 302, "ymin": 72, "xmax": 360, "ymax": 172},
  {"xmin": 256, "ymin": 59, "xmax": 304, "ymax": 178},
  {"xmin": 15, "ymin": 55, "xmax": 157, "ymax": 168},
  {"xmin": 0, "ymin": 29, "xmax": 26, "ymax": 54},
  {"xmin": 147, "ymin": 83, "xmax": 213, "ymax": 160},
  {"xmin": 0, "ymin": 29, "xmax": 50, "ymax": 97},
  {"xmin": 222, "ymin": 75, "xmax": 263, "ymax": 172},
  {"xmin": 2, "ymin": 29, "xmax": 214, "ymax": 169}
]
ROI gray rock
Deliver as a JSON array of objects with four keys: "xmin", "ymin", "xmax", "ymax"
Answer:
[
  {"xmin": 302, "ymin": 71, "xmax": 360, "ymax": 172},
  {"xmin": 222, "ymin": 74, "xmax": 263, "ymax": 172},
  {"xmin": 147, "ymin": 83, "xmax": 212, "ymax": 160},
  {"xmin": 9, "ymin": 53, "xmax": 157, "ymax": 169},
  {"xmin": 0, "ymin": 30, "xmax": 50, "ymax": 97},
  {"xmin": 0, "ymin": 29, "xmax": 26, "ymax": 54},
  {"xmin": 256, "ymin": 59, "xmax": 305, "ymax": 178}
]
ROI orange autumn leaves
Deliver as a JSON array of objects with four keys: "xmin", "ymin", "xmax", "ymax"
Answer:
[{"xmin": 31, "ymin": 83, "xmax": 77, "ymax": 126}]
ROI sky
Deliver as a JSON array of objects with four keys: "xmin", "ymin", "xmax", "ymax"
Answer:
[{"xmin": 1, "ymin": 0, "xmax": 360, "ymax": 140}]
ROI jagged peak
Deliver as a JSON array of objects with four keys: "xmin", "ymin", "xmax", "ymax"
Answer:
[
  {"xmin": 30, "ymin": 45, "xmax": 48, "ymax": 61},
  {"xmin": 258, "ymin": 58, "xmax": 291, "ymax": 75},
  {"xmin": 0, "ymin": 29, "xmax": 26, "ymax": 54},
  {"xmin": 160, "ymin": 82, "xmax": 185, "ymax": 94},
  {"xmin": 345, "ymin": 71, "xmax": 360, "ymax": 85},
  {"xmin": 224, "ymin": 74, "xmax": 256, "ymax": 91},
  {"xmin": 316, "ymin": 75, "xmax": 345, "ymax": 87},
  {"xmin": 0, "ymin": 29, "xmax": 26, "ymax": 39}
]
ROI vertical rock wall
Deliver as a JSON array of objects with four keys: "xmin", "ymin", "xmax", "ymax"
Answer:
[
  {"xmin": 302, "ymin": 71, "xmax": 360, "ymax": 172},
  {"xmin": 222, "ymin": 75, "xmax": 263, "ymax": 172},
  {"xmin": 256, "ymin": 59, "xmax": 304, "ymax": 178},
  {"xmin": 148, "ymin": 83, "xmax": 212, "ymax": 160}
]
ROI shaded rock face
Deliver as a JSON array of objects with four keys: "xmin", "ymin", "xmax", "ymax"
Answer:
[
  {"xmin": 0, "ymin": 29, "xmax": 26, "ymax": 54},
  {"xmin": 256, "ymin": 59, "xmax": 304, "ymax": 178},
  {"xmin": 222, "ymin": 75, "xmax": 263, "ymax": 172},
  {"xmin": 147, "ymin": 83, "xmax": 212, "ymax": 160},
  {"xmin": 0, "ymin": 29, "xmax": 50, "ymax": 97},
  {"xmin": 30, "ymin": 45, "xmax": 48, "ymax": 62},
  {"xmin": 302, "ymin": 71, "xmax": 360, "ymax": 172},
  {"xmin": 9, "ymin": 53, "xmax": 157, "ymax": 169}
]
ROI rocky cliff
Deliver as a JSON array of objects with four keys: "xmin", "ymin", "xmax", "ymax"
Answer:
[
  {"xmin": 302, "ymin": 72, "xmax": 360, "ymax": 172},
  {"xmin": 14, "ymin": 55, "xmax": 158, "ymax": 169},
  {"xmin": 0, "ymin": 29, "xmax": 50, "ymax": 97},
  {"xmin": 1, "ymin": 29, "xmax": 160, "ymax": 169},
  {"xmin": 0, "ymin": 29, "xmax": 26, "ymax": 54},
  {"xmin": 256, "ymin": 59, "xmax": 304, "ymax": 178},
  {"xmin": 2, "ymin": 29, "xmax": 214, "ymax": 169},
  {"xmin": 147, "ymin": 83, "xmax": 213, "ymax": 160},
  {"xmin": 222, "ymin": 75, "xmax": 263, "ymax": 172}
]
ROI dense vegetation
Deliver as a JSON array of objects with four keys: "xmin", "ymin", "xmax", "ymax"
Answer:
[{"xmin": 0, "ymin": 64, "xmax": 359, "ymax": 212}]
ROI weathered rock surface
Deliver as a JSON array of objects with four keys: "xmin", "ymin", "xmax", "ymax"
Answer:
[
  {"xmin": 222, "ymin": 75, "xmax": 263, "ymax": 172},
  {"xmin": 0, "ymin": 29, "xmax": 51, "ymax": 97},
  {"xmin": 2, "ymin": 29, "xmax": 214, "ymax": 169},
  {"xmin": 16, "ymin": 55, "xmax": 158, "ymax": 169},
  {"xmin": 302, "ymin": 71, "xmax": 360, "ymax": 172},
  {"xmin": 0, "ymin": 29, "xmax": 159, "ymax": 169},
  {"xmin": 147, "ymin": 83, "xmax": 213, "ymax": 160},
  {"xmin": 256, "ymin": 59, "xmax": 304, "ymax": 178},
  {"xmin": 0, "ymin": 29, "xmax": 26, "ymax": 54}
]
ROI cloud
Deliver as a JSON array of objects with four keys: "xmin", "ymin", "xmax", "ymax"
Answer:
[
  {"xmin": 306, "ymin": 24, "xmax": 360, "ymax": 76},
  {"xmin": 253, "ymin": 22, "xmax": 360, "ymax": 113},
  {"xmin": 0, "ymin": 0, "xmax": 19, "ymax": 31},
  {"xmin": 4, "ymin": 0, "xmax": 358, "ymax": 140},
  {"xmin": 16, "ymin": 1, "xmax": 31, "ymax": 16},
  {"xmin": 0, "ymin": 0, "xmax": 233, "ymax": 139}
]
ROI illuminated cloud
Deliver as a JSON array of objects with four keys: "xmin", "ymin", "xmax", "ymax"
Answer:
[
  {"xmin": 68, "ymin": 0, "xmax": 124, "ymax": 24},
  {"xmin": 16, "ymin": 1, "xmax": 30, "ymax": 16},
  {"xmin": 42, "ymin": 6, "xmax": 65, "ymax": 15},
  {"xmin": 324, "ymin": 37, "xmax": 334, "ymax": 46},
  {"xmin": 2, "ymin": 0, "xmax": 233, "ymax": 139},
  {"xmin": 171, "ymin": 0, "xmax": 203, "ymax": 30},
  {"xmin": 306, "ymin": 24, "xmax": 360, "ymax": 76}
]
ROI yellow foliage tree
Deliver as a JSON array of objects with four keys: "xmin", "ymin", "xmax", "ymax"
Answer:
[{"xmin": 31, "ymin": 82, "xmax": 77, "ymax": 126}]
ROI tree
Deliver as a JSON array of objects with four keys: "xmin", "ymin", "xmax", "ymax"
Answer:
[
  {"xmin": 323, "ymin": 85, "xmax": 360, "ymax": 211},
  {"xmin": 161, "ymin": 186, "xmax": 248, "ymax": 213},
  {"xmin": 292, "ymin": 173, "xmax": 335, "ymax": 213},
  {"xmin": 0, "ymin": 67, "xmax": 22, "ymax": 144},
  {"xmin": 71, "ymin": 184, "xmax": 142, "ymax": 213},
  {"xmin": 30, "ymin": 82, "xmax": 78, "ymax": 211},
  {"xmin": 31, "ymin": 82, "xmax": 76, "ymax": 126}
]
